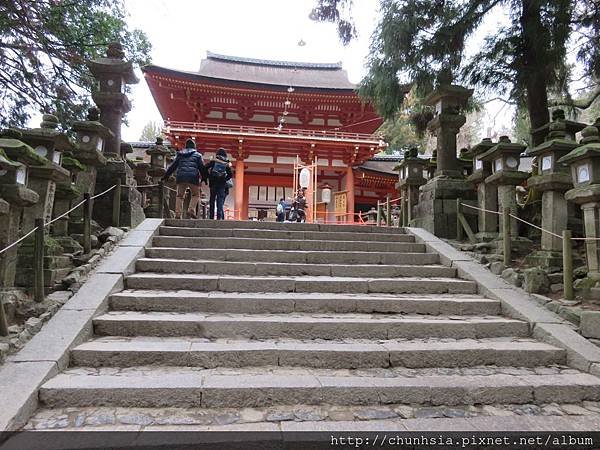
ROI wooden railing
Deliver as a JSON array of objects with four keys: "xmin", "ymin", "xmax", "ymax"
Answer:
[{"xmin": 165, "ymin": 120, "xmax": 385, "ymax": 144}]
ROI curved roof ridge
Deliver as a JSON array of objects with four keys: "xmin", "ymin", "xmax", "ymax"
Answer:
[{"xmin": 206, "ymin": 51, "xmax": 343, "ymax": 70}]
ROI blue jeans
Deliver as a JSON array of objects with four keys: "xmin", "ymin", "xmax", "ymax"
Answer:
[{"xmin": 209, "ymin": 184, "xmax": 227, "ymax": 220}]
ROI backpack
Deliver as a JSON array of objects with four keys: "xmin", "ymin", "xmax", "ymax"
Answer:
[
  {"xmin": 276, "ymin": 203, "xmax": 284, "ymax": 214},
  {"xmin": 210, "ymin": 160, "xmax": 227, "ymax": 179}
]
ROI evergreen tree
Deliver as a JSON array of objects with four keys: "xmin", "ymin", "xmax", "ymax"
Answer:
[
  {"xmin": 0, "ymin": 0, "xmax": 151, "ymax": 129},
  {"xmin": 311, "ymin": 0, "xmax": 600, "ymax": 145}
]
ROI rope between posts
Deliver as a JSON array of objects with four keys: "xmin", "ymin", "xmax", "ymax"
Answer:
[
  {"xmin": 508, "ymin": 213, "xmax": 563, "ymax": 239},
  {"xmin": 0, "ymin": 226, "xmax": 38, "ymax": 256},
  {"xmin": 0, "ymin": 183, "xmax": 121, "ymax": 256},
  {"xmin": 46, "ymin": 198, "xmax": 86, "ymax": 227},
  {"xmin": 91, "ymin": 184, "xmax": 117, "ymax": 200},
  {"xmin": 460, "ymin": 202, "xmax": 600, "ymax": 242}
]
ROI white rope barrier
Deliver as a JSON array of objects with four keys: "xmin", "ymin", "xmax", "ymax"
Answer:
[
  {"xmin": 508, "ymin": 213, "xmax": 563, "ymax": 239},
  {"xmin": 460, "ymin": 202, "xmax": 600, "ymax": 241},
  {"xmin": 0, "ymin": 226, "xmax": 39, "ymax": 255},
  {"xmin": 91, "ymin": 184, "xmax": 116, "ymax": 200},
  {"xmin": 46, "ymin": 198, "xmax": 87, "ymax": 227}
]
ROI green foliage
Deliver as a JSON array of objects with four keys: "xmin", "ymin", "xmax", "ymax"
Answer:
[
  {"xmin": 311, "ymin": 0, "xmax": 599, "ymax": 133},
  {"xmin": 0, "ymin": 0, "xmax": 151, "ymax": 129}
]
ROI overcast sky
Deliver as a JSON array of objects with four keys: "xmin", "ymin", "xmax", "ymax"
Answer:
[{"xmin": 121, "ymin": 0, "xmax": 381, "ymax": 141}]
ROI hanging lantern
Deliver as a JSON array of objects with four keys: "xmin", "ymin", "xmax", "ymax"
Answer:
[
  {"xmin": 299, "ymin": 167, "xmax": 311, "ymax": 188},
  {"xmin": 320, "ymin": 183, "xmax": 332, "ymax": 204}
]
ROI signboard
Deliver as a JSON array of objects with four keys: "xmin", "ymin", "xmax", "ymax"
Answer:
[{"xmin": 334, "ymin": 191, "xmax": 348, "ymax": 222}]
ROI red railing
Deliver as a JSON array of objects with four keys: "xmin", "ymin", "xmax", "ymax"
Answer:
[{"xmin": 165, "ymin": 120, "xmax": 386, "ymax": 145}]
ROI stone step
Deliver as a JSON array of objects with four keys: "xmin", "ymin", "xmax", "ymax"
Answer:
[
  {"xmin": 124, "ymin": 274, "xmax": 478, "ymax": 294},
  {"xmin": 93, "ymin": 311, "xmax": 529, "ymax": 339},
  {"xmin": 164, "ymin": 219, "xmax": 405, "ymax": 234},
  {"xmin": 160, "ymin": 226, "xmax": 414, "ymax": 243},
  {"xmin": 145, "ymin": 247, "xmax": 440, "ymax": 265},
  {"xmin": 153, "ymin": 236, "xmax": 424, "ymax": 253},
  {"xmin": 135, "ymin": 258, "xmax": 457, "ymax": 278},
  {"xmin": 39, "ymin": 367, "xmax": 600, "ymax": 408},
  {"xmin": 110, "ymin": 291, "xmax": 500, "ymax": 315},
  {"xmin": 70, "ymin": 337, "xmax": 566, "ymax": 369}
]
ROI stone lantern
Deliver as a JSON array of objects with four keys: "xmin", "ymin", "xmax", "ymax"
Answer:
[
  {"xmin": 413, "ymin": 84, "xmax": 477, "ymax": 238},
  {"xmin": 525, "ymin": 109, "xmax": 585, "ymax": 268},
  {"xmin": 458, "ymin": 148, "xmax": 473, "ymax": 178},
  {"xmin": 146, "ymin": 137, "xmax": 170, "ymax": 179},
  {"xmin": 16, "ymin": 114, "xmax": 71, "ymax": 229},
  {"xmin": 558, "ymin": 125, "xmax": 600, "ymax": 279},
  {"xmin": 396, "ymin": 148, "xmax": 427, "ymax": 226},
  {"xmin": 0, "ymin": 132, "xmax": 41, "ymax": 289},
  {"xmin": 465, "ymin": 138, "xmax": 497, "ymax": 241},
  {"xmin": 88, "ymin": 43, "xmax": 144, "ymax": 227},
  {"xmin": 479, "ymin": 136, "xmax": 528, "ymax": 238},
  {"xmin": 87, "ymin": 42, "xmax": 139, "ymax": 158}
]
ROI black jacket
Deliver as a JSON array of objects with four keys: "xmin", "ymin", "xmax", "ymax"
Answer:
[
  {"xmin": 163, "ymin": 149, "xmax": 204, "ymax": 185},
  {"xmin": 205, "ymin": 159, "xmax": 233, "ymax": 187}
]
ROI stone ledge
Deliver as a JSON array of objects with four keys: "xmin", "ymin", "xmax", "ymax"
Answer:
[
  {"xmin": 0, "ymin": 217, "xmax": 163, "ymax": 431},
  {"xmin": 532, "ymin": 323, "xmax": 600, "ymax": 372},
  {"xmin": 0, "ymin": 361, "xmax": 58, "ymax": 431},
  {"xmin": 95, "ymin": 246, "xmax": 144, "ymax": 276},
  {"xmin": 405, "ymin": 228, "xmax": 600, "ymax": 376}
]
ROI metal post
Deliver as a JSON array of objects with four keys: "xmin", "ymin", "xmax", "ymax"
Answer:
[
  {"xmin": 34, "ymin": 218, "xmax": 44, "ymax": 302},
  {"xmin": 376, "ymin": 201, "xmax": 381, "ymax": 227},
  {"xmin": 563, "ymin": 229, "xmax": 574, "ymax": 300},
  {"xmin": 0, "ymin": 295, "xmax": 8, "ymax": 336},
  {"xmin": 112, "ymin": 181, "xmax": 121, "ymax": 227},
  {"xmin": 83, "ymin": 193, "xmax": 91, "ymax": 254},
  {"xmin": 386, "ymin": 194, "xmax": 391, "ymax": 227},
  {"xmin": 456, "ymin": 198, "xmax": 463, "ymax": 241},
  {"xmin": 158, "ymin": 180, "xmax": 164, "ymax": 218},
  {"xmin": 502, "ymin": 207, "xmax": 511, "ymax": 266}
]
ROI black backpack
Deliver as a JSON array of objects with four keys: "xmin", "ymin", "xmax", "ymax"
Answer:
[{"xmin": 210, "ymin": 160, "xmax": 227, "ymax": 179}]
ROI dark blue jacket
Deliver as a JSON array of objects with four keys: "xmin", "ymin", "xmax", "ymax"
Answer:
[{"xmin": 163, "ymin": 149, "xmax": 204, "ymax": 185}]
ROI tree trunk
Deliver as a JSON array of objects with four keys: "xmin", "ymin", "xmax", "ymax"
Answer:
[{"xmin": 521, "ymin": 0, "xmax": 550, "ymax": 146}]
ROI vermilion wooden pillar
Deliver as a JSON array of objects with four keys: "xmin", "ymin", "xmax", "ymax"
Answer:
[
  {"xmin": 235, "ymin": 158, "xmax": 245, "ymax": 220},
  {"xmin": 345, "ymin": 165, "xmax": 355, "ymax": 223}
]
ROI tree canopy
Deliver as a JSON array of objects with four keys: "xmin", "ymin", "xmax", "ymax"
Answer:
[
  {"xmin": 311, "ymin": 0, "xmax": 600, "ymax": 144},
  {"xmin": 139, "ymin": 121, "xmax": 164, "ymax": 142},
  {"xmin": 0, "ymin": 0, "xmax": 151, "ymax": 129}
]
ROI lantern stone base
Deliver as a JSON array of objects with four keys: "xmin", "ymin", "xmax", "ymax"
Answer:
[
  {"xmin": 494, "ymin": 236, "xmax": 533, "ymax": 257},
  {"xmin": 524, "ymin": 249, "xmax": 567, "ymax": 270},
  {"xmin": 16, "ymin": 237, "xmax": 70, "ymax": 291},
  {"xmin": 475, "ymin": 231, "xmax": 499, "ymax": 242},
  {"xmin": 413, "ymin": 176, "xmax": 476, "ymax": 238}
]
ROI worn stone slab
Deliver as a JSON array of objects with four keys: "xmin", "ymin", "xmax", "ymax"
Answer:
[
  {"xmin": 281, "ymin": 420, "xmax": 405, "ymax": 432},
  {"xmin": 406, "ymin": 228, "xmax": 473, "ymax": 266},
  {"xmin": 62, "ymin": 273, "xmax": 123, "ymax": 311},
  {"xmin": 96, "ymin": 246, "xmax": 144, "ymax": 276},
  {"xmin": 119, "ymin": 230, "xmax": 157, "ymax": 247},
  {"xmin": 581, "ymin": 311, "xmax": 600, "ymax": 339},
  {"xmin": 134, "ymin": 218, "xmax": 164, "ymax": 231},
  {"xmin": 485, "ymin": 288, "xmax": 563, "ymax": 325},
  {"xmin": 533, "ymin": 322, "xmax": 600, "ymax": 372},
  {"xmin": 201, "ymin": 374, "xmax": 321, "ymax": 408},
  {"xmin": 0, "ymin": 361, "xmax": 58, "ymax": 431},
  {"xmin": 9, "ymin": 309, "xmax": 95, "ymax": 370},
  {"xmin": 402, "ymin": 417, "xmax": 478, "ymax": 431}
]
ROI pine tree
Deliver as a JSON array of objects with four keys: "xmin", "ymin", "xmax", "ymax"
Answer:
[{"xmin": 311, "ymin": 0, "xmax": 600, "ymax": 145}]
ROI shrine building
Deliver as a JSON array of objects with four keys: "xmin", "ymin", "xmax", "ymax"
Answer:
[{"xmin": 142, "ymin": 52, "xmax": 397, "ymax": 222}]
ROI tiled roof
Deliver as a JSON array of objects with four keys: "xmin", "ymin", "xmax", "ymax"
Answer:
[{"xmin": 194, "ymin": 52, "xmax": 356, "ymax": 90}]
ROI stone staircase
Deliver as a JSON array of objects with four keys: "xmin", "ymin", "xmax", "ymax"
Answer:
[{"xmin": 26, "ymin": 220, "xmax": 600, "ymax": 430}]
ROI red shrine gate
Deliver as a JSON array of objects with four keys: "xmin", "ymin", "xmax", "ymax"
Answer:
[{"xmin": 143, "ymin": 53, "xmax": 395, "ymax": 222}]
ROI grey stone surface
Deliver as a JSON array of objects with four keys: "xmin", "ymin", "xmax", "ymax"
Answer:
[
  {"xmin": 96, "ymin": 246, "xmax": 144, "ymax": 276},
  {"xmin": 533, "ymin": 323, "xmax": 600, "ymax": 371},
  {"xmin": 119, "ymin": 230, "xmax": 157, "ymax": 248},
  {"xmin": 62, "ymin": 273, "xmax": 123, "ymax": 311},
  {"xmin": 523, "ymin": 268, "xmax": 550, "ymax": 294},
  {"xmin": 581, "ymin": 311, "xmax": 600, "ymax": 339}
]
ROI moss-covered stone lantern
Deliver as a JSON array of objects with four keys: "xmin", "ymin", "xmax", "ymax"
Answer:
[
  {"xmin": 465, "ymin": 138, "xmax": 497, "ymax": 240},
  {"xmin": 525, "ymin": 109, "xmax": 585, "ymax": 268},
  {"xmin": 478, "ymin": 136, "xmax": 528, "ymax": 238},
  {"xmin": 558, "ymin": 125, "xmax": 600, "ymax": 279},
  {"xmin": 0, "ymin": 131, "xmax": 41, "ymax": 289},
  {"xmin": 146, "ymin": 137, "xmax": 170, "ymax": 179}
]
